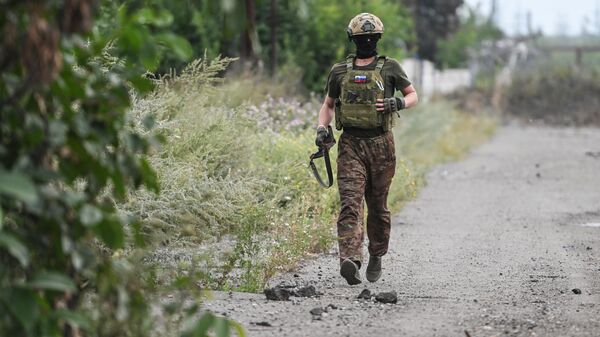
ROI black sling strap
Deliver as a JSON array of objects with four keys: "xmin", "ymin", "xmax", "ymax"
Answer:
[{"xmin": 309, "ymin": 126, "xmax": 336, "ymax": 188}]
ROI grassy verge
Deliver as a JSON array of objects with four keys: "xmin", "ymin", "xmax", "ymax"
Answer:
[{"xmin": 120, "ymin": 57, "xmax": 496, "ymax": 292}]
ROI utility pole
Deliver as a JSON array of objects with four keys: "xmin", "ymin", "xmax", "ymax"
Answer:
[
  {"xmin": 595, "ymin": 1, "xmax": 600, "ymax": 35},
  {"xmin": 490, "ymin": 0, "xmax": 498, "ymax": 25},
  {"xmin": 526, "ymin": 11, "xmax": 533, "ymax": 36}
]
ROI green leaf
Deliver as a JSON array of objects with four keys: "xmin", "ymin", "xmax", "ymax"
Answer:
[
  {"xmin": 129, "ymin": 75, "xmax": 154, "ymax": 94},
  {"xmin": 135, "ymin": 8, "xmax": 174, "ymax": 27},
  {"xmin": 130, "ymin": 219, "xmax": 146, "ymax": 248},
  {"xmin": 0, "ymin": 171, "xmax": 38, "ymax": 205},
  {"xmin": 230, "ymin": 321, "xmax": 246, "ymax": 337},
  {"xmin": 0, "ymin": 288, "xmax": 39, "ymax": 333},
  {"xmin": 157, "ymin": 33, "xmax": 193, "ymax": 61},
  {"xmin": 94, "ymin": 217, "xmax": 125, "ymax": 249},
  {"xmin": 79, "ymin": 204, "xmax": 103, "ymax": 227},
  {"xmin": 182, "ymin": 312, "xmax": 215, "ymax": 337},
  {"xmin": 28, "ymin": 271, "xmax": 77, "ymax": 293},
  {"xmin": 215, "ymin": 318, "xmax": 230, "ymax": 337},
  {"xmin": 0, "ymin": 232, "xmax": 30, "ymax": 267},
  {"xmin": 55, "ymin": 309, "xmax": 92, "ymax": 331},
  {"xmin": 139, "ymin": 158, "xmax": 159, "ymax": 193}
]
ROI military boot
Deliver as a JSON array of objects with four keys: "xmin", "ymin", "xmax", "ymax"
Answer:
[
  {"xmin": 366, "ymin": 255, "xmax": 382, "ymax": 282},
  {"xmin": 340, "ymin": 259, "xmax": 362, "ymax": 285}
]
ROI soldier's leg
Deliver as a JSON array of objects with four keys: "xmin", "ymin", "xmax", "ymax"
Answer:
[
  {"xmin": 337, "ymin": 134, "xmax": 367, "ymax": 265},
  {"xmin": 364, "ymin": 132, "xmax": 396, "ymax": 257}
]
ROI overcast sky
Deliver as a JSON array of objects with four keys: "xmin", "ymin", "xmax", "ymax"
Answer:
[{"xmin": 464, "ymin": 0, "xmax": 600, "ymax": 36}]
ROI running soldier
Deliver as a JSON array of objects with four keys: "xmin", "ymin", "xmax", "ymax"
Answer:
[{"xmin": 315, "ymin": 13, "xmax": 419, "ymax": 285}]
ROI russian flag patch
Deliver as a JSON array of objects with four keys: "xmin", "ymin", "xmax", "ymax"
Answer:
[{"xmin": 354, "ymin": 75, "xmax": 367, "ymax": 83}]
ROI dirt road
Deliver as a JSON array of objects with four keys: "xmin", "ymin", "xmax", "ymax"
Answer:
[{"xmin": 205, "ymin": 125, "xmax": 600, "ymax": 336}]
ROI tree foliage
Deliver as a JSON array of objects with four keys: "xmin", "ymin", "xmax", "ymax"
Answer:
[
  {"xmin": 401, "ymin": 0, "xmax": 464, "ymax": 64},
  {"xmin": 98, "ymin": 0, "xmax": 414, "ymax": 92},
  {"xmin": 0, "ymin": 1, "xmax": 239, "ymax": 336},
  {"xmin": 437, "ymin": 6, "xmax": 504, "ymax": 68}
]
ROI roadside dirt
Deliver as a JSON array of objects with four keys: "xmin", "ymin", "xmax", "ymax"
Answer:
[{"xmin": 204, "ymin": 125, "xmax": 600, "ymax": 337}]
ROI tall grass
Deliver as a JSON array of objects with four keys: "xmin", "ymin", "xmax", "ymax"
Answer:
[{"xmin": 121, "ymin": 57, "xmax": 496, "ymax": 292}]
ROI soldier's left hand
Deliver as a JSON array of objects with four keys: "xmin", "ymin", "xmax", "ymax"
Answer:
[{"xmin": 376, "ymin": 97, "xmax": 405, "ymax": 114}]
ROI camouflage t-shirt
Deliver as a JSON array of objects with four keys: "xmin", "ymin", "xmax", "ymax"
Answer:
[{"xmin": 325, "ymin": 55, "xmax": 411, "ymax": 99}]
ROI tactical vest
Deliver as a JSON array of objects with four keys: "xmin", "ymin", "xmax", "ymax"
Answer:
[{"xmin": 335, "ymin": 55, "xmax": 394, "ymax": 131}]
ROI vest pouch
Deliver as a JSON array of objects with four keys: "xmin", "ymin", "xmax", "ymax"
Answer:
[{"xmin": 334, "ymin": 98, "xmax": 343, "ymax": 130}]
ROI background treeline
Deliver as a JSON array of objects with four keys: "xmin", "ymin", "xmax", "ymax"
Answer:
[{"xmin": 97, "ymin": 0, "xmax": 499, "ymax": 91}]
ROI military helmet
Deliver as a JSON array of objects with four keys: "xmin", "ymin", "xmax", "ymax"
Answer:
[{"xmin": 347, "ymin": 13, "xmax": 384, "ymax": 38}]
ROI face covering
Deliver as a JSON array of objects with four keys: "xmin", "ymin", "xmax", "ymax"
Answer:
[{"xmin": 353, "ymin": 34, "xmax": 380, "ymax": 59}]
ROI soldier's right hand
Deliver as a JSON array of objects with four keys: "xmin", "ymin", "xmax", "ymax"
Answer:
[{"xmin": 315, "ymin": 126, "xmax": 328, "ymax": 147}]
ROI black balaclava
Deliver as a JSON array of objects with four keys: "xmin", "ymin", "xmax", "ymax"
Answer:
[{"xmin": 353, "ymin": 34, "xmax": 381, "ymax": 59}]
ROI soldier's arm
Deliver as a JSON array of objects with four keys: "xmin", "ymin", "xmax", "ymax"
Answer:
[
  {"xmin": 318, "ymin": 95, "xmax": 336, "ymax": 127},
  {"xmin": 401, "ymin": 84, "xmax": 418, "ymax": 109},
  {"xmin": 375, "ymin": 85, "xmax": 419, "ymax": 113}
]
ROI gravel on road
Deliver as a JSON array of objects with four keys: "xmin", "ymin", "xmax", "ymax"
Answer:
[{"xmin": 204, "ymin": 125, "xmax": 600, "ymax": 337}]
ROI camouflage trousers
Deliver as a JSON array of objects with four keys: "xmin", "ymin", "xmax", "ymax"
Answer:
[{"xmin": 336, "ymin": 131, "xmax": 396, "ymax": 265}]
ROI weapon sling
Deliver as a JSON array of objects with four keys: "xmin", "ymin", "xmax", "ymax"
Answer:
[{"xmin": 309, "ymin": 126, "xmax": 336, "ymax": 188}]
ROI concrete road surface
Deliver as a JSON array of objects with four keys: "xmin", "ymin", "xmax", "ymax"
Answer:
[{"xmin": 205, "ymin": 125, "xmax": 600, "ymax": 337}]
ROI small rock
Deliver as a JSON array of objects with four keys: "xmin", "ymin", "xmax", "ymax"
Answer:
[
  {"xmin": 375, "ymin": 291, "xmax": 398, "ymax": 304},
  {"xmin": 310, "ymin": 307, "xmax": 325, "ymax": 320},
  {"xmin": 327, "ymin": 303, "xmax": 338, "ymax": 310},
  {"xmin": 293, "ymin": 273, "xmax": 300, "ymax": 277},
  {"xmin": 358, "ymin": 289, "xmax": 372, "ymax": 300},
  {"xmin": 252, "ymin": 321, "xmax": 272, "ymax": 327},
  {"xmin": 294, "ymin": 285, "xmax": 317, "ymax": 298},
  {"xmin": 572, "ymin": 288, "xmax": 582, "ymax": 295},
  {"xmin": 586, "ymin": 246, "xmax": 592, "ymax": 251},
  {"xmin": 536, "ymin": 172, "xmax": 541, "ymax": 178},
  {"xmin": 310, "ymin": 307, "xmax": 324, "ymax": 316},
  {"xmin": 264, "ymin": 286, "xmax": 292, "ymax": 301}
]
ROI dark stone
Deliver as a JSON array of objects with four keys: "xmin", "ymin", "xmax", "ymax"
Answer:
[
  {"xmin": 357, "ymin": 289, "xmax": 372, "ymax": 300},
  {"xmin": 327, "ymin": 303, "xmax": 338, "ymax": 310},
  {"xmin": 252, "ymin": 321, "xmax": 273, "ymax": 327},
  {"xmin": 293, "ymin": 273, "xmax": 300, "ymax": 277},
  {"xmin": 375, "ymin": 291, "xmax": 398, "ymax": 304},
  {"xmin": 294, "ymin": 285, "xmax": 317, "ymax": 298},
  {"xmin": 264, "ymin": 286, "xmax": 292, "ymax": 301},
  {"xmin": 572, "ymin": 288, "xmax": 582, "ymax": 295},
  {"xmin": 310, "ymin": 307, "xmax": 324, "ymax": 316},
  {"xmin": 310, "ymin": 307, "xmax": 325, "ymax": 320}
]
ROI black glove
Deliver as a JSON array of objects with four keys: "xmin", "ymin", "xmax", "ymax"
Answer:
[
  {"xmin": 315, "ymin": 126, "xmax": 328, "ymax": 147},
  {"xmin": 382, "ymin": 97, "xmax": 405, "ymax": 117}
]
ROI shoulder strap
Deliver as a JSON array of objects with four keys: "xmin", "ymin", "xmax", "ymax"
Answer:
[
  {"xmin": 346, "ymin": 55, "xmax": 355, "ymax": 71},
  {"xmin": 375, "ymin": 55, "xmax": 386, "ymax": 72}
]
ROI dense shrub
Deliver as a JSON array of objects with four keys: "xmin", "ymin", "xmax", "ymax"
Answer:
[{"xmin": 504, "ymin": 64, "xmax": 600, "ymax": 126}]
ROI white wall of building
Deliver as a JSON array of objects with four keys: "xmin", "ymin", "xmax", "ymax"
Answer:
[{"xmin": 401, "ymin": 58, "xmax": 472, "ymax": 100}]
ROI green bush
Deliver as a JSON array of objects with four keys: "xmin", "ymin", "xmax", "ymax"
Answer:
[
  {"xmin": 0, "ymin": 3, "xmax": 241, "ymax": 337},
  {"xmin": 505, "ymin": 63, "xmax": 600, "ymax": 126}
]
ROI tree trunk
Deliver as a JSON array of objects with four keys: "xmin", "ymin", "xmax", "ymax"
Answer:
[
  {"xmin": 241, "ymin": 0, "xmax": 260, "ymax": 67},
  {"xmin": 270, "ymin": 0, "xmax": 277, "ymax": 75}
]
